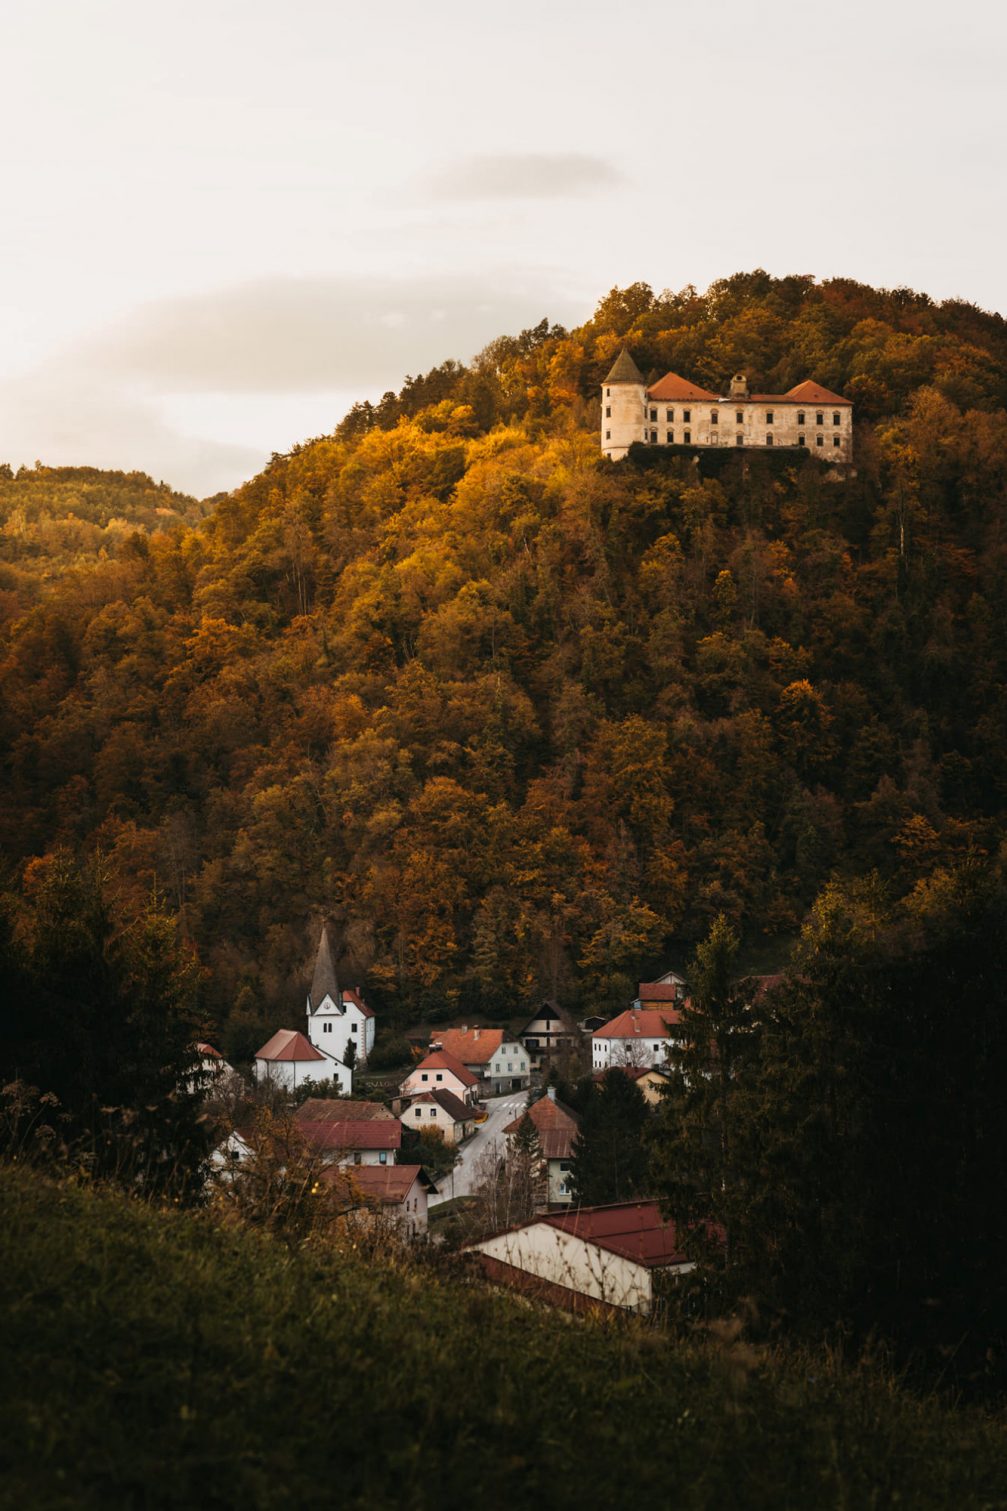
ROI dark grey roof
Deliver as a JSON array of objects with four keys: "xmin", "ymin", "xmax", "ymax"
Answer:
[
  {"xmin": 308, "ymin": 922, "xmax": 340, "ymax": 1012},
  {"xmin": 603, "ymin": 349, "xmax": 645, "ymax": 385}
]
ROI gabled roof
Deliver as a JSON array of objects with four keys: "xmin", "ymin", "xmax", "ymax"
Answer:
[
  {"xmin": 543, "ymin": 1201, "xmax": 689, "ymax": 1267},
  {"xmin": 403, "ymin": 1089, "xmax": 474, "ymax": 1123},
  {"xmin": 196, "ymin": 1042, "xmax": 222, "ymax": 1058},
  {"xmin": 341, "ymin": 987, "xmax": 374, "ymax": 1020},
  {"xmin": 603, "ymin": 349, "xmax": 645, "ymax": 384},
  {"xmin": 637, "ymin": 982, "xmax": 682, "ymax": 1003},
  {"xmin": 433, "ymin": 1028, "xmax": 504, "ymax": 1066},
  {"xmin": 297, "ymin": 1098, "xmax": 393, "ymax": 1122},
  {"xmin": 323, "ymin": 1163, "xmax": 437, "ymax": 1204},
  {"xmin": 504, "ymin": 1093, "xmax": 580, "ymax": 1160},
  {"xmin": 255, "ymin": 1029, "xmax": 328, "ymax": 1063},
  {"xmin": 593, "ymin": 1008, "xmax": 681, "ymax": 1040},
  {"xmin": 593, "ymin": 1065, "xmax": 671, "ymax": 1084},
  {"xmin": 519, "ymin": 1003, "xmax": 579, "ymax": 1036},
  {"xmin": 410, "ymin": 1049, "xmax": 480, "ymax": 1088},
  {"xmin": 296, "ymin": 1117, "xmax": 402, "ymax": 1152},
  {"xmin": 647, "ymin": 372, "xmax": 719, "ymax": 402},
  {"xmin": 308, "ymin": 923, "xmax": 340, "ymax": 1012},
  {"xmin": 748, "ymin": 381, "xmax": 851, "ymax": 405}
]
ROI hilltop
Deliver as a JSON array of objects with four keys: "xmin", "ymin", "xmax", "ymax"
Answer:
[{"xmin": 2, "ymin": 271, "xmax": 1007, "ymax": 1048}]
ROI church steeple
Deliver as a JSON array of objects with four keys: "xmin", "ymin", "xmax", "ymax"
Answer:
[{"xmin": 307, "ymin": 921, "xmax": 341, "ymax": 1013}]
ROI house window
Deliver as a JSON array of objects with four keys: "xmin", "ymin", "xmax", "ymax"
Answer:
[
  {"xmin": 766, "ymin": 434, "xmax": 774, "ymax": 445},
  {"xmin": 817, "ymin": 436, "xmax": 824, "ymax": 447},
  {"xmin": 816, "ymin": 412, "xmax": 824, "ymax": 424},
  {"xmin": 711, "ymin": 410, "xmax": 718, "ymax": 424},
  {"xmin": 605, "ymin": 405, "xmax": 611, "ymax": 417},
  {"xmin": 666, "ymin": 430, "xmax": 674, "ymax": 444},
  {"xmin": 379, "ymin": 1151, "xmax": 387, "ymax": 1164},
  {"xmin": 666, "ymin": 408, "xmax": 674, "ymax": 421},
  {"xmin": 436, "ymin": 1073, "xmax": 443, "ymax": 1081},
  {"xmin": 798, "ymin": 434, "xmax": 806, "ymax": 445},
  {"xmin": 430, "ymin": 1108, "xmax": 436, "ymax": 1116},
  {"xmin": 649, "ymin": 408, "xmax": 657, "ymax": 421},
  {"xmin": 683, "ymin": 408, "xmax": 691, "ymax": 422},
  {"xmin": 350, "ymin": 1023, "xmax": 357, "ymax": 1034},
  {"xmin": 736, "ymin": 411, "xmax": 743, "ymax": 423},
  {"xmin": 765, "ymin": 411, "xmax": 774, "ymax": 425},
  {"xmin": 421, "ymin": 1073, "xmax": 428, "ymax": 1082},
  {"xmin": 797, "ymin": 411, "xmax": 805, "ymax": 425},
  {"xmin": 833, "ymin": 435, "xmax": 841, "ymax": 447},
  {"xmin": 560, "ymin": 1161, "xmax": 571, "ymax": 1171},
  {"xmin": 833, "ymin": 412, "xmax": 840, "ymax": 425},
  {"xmin": 683, "ymin": 430, "xmax": 691, "ymax": 444},
  {"xmin": 323, "ymin": 1022, "xmax": 332, "ymax": 1032}
]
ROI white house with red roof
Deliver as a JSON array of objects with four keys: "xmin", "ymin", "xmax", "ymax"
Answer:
[
  {"xmin": 293, "ymin": 1098, "xmax": 401, "ymax": 1166},
  {"xmin": 253, "ymin": 1028, "xmax": 351, "ymax": 1093},
  {"xmin": 304, "ymin": 922, "xmax": 375, "ymax": 1069},
  {"xmin": 591, "ymin": 1006, "xmax": 682, "ymax": 1072},
  {"xmin": 465, "ymin": 1200, "xmax": 697, "ymax": 1315},
  {"xmin": 399, "ymin": 1089, "xmax": 476, "ymax": 1146},
  {"xmin": 504, "ymin": 1087, "xmax": 580, "ymax": 1205},
  {"xmin": 430, "ymin": 1027, "xmax": 530, "ymax": 1094},
  {"xmin": 322, "ymin": 1162, "xmax": 438, "ymax": 1236},
  {"xmin": 601, "ymin": 351, "xmax": 853, "ymax": 462},
  {"xmin": 401, "ymin": 1049, "xmax": 481, "ymax": 1108}
]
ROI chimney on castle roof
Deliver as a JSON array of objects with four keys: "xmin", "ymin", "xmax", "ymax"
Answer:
[{"xmin": 729, "ymin": 372, "xmax": 749, "ymax": 398}]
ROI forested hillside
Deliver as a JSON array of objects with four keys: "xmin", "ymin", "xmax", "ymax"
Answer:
[
  {"xmin": 0, "ymin": 464, "xmax": 207, "ymax": 621},
  {"xmin": 3, "ymin": 271, "xmax": 1007, "ymax": 1048}
]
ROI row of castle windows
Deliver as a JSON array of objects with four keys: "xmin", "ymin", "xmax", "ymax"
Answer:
[
  {"xmin": 625, "ymin": 430, "xmax": 846, "ymax": 448},
  {"xmin": 605, "ymin": 405, "xmax": 845, "ymax": 425}
]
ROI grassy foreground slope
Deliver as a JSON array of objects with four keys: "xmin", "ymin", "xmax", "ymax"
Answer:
[{"xmin": 2, "ymin": 1169, "xmax": 1006, "ymax": 1511}]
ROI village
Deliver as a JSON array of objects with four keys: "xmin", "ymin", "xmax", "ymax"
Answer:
[{"xmin": 198, "ymin": 922, "xmax": 739, "ymax": 1316}]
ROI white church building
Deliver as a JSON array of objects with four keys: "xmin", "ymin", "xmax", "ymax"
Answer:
[{"xmin": 304, "ymin": 922, "xmax": 376, "ymax": 1069}]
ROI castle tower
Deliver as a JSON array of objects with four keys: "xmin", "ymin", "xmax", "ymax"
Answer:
[{"xmin": 601, "ymin": 349, "xmax": 646, "ymax": 460}]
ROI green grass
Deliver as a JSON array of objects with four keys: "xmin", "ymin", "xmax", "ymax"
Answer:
[{"xmin": 2, "ymin": 1166, "xmax": 1006, "ymax": 1510}]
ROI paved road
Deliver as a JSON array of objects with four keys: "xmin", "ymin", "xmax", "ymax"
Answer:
[{"xmin": 428, "ymin": 1091, "xmax": 527, "ymax": 1206}]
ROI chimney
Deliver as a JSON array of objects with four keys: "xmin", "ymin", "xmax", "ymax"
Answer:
[
  {"xmin": 472, "ymin": 1028, "xmax": 479, "ymax": 1041},
  {"xmin": 546, "ymin": 1086, "xmax": 556, "ymax": 1101}
]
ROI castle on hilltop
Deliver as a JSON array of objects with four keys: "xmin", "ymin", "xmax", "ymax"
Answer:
[{"xmin": 601, "ymin": 351, "xmax": 853, "ymax": 462}]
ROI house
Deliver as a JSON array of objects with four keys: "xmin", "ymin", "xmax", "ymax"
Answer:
[
  {"xmin": 253, "ymin": 1028, "xmax": 351, "ymax": 1094},
  {"xmin": 593, "ymin": 1064, "xmax": 672, "ymax": 1107},
  {"xmin": 304, "ymin": 922, "xmax": 376, "ymax": 1069},
  {"xmin": 650, "ymin": 968, "xmax": 688, "ymax": 993},
  {"xmin": 518, "ymin": 1003, "xmax": 581, "ymax": 1074},
  {"xmin": 504, "ymin": 1087, "xmax": 579, "ymax": 1205},
  {"xmin": 638, "ymin": 977, "xmax": 687, "ymax": 1009},
  {"xmin": 401, "ymin": 1049, "xmax": 481, "ymax": 1108},
  {"xmin": 399, "ymin": 1089, "xmax": 476, "ymax": 1146},
  {"xmin": 210, "ymin": 1126, "xmax": 254, "ymax": 1176},
  {"xmin": 323, "ymin": 1163, "xmax": 438, "ymax": 1237},
  {"xmin": 185, "ymin": 1042, "xmax": 240, "ymax": 1097},
  {"xmin": 601, "ymin": 351, "xmax": 854, "ymax": 462},
  {"xmin": 293, "ymin": 1100, "xmax": 401, "ymax": 1166},
  {"xmin": 591, "ymin": 1007, "xmax": 682, "ymax": 1072},
  {"xmin": 431, "ymin": 1027, "xmax": 530, "ymax": 1093},
  {"xmin": 465, "ymin": 1201, "xmax": 696, "ymax": 1315}
]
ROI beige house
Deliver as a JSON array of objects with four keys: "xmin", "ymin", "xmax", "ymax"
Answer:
[
  {"xmin": 399, "ymin": 1089, "xmax": 475, "ymax": 1146},
  {"xmin": 602, "ymin": 351, "xmax": 853, "ymax": 463},
  {"xmin": 400, "ymin": 1049, "xmax": 480, "ymax": 1107},
  {"xmin": 323, "ymin": 1162, "xmax": 438, "ymax": 1237},
  {"xmin": 593, "ymin": 1064, "xmax": 672, "ymax": 1108},
  {"xmin": 465, "ymin": 1201, "xmax": 694, "ymax": 1315},
  {"xmin": 504, "ymin": 1087, "xmax": 579, "ymax": 1205}
]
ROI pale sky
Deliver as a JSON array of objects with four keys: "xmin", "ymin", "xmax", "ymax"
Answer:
[{"xmin": 1, "ymin": 0, "xmax": 1003, "ymax": 495}]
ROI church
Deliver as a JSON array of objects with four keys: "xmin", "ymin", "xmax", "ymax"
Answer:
[{"xmin": 601, "ymin": 350, "xmax": 853, "ymax": 462}]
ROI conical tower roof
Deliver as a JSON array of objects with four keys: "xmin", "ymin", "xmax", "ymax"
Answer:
[
  {"xmin": 603, "ymin": 349, "xmax": 645, "ymax": 384},
  {"xmin": 308, "ymin": 922, "xmax": 340, "ymax": 1011}
]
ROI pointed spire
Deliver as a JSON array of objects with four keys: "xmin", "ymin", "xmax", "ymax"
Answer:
[
  {"xmin": 308, "ymin": 922, "xmax": 340, "ymax": 1012},
  {"xmin": 603, "ymin": 349, "xmax": 645, "ymax": 385}
]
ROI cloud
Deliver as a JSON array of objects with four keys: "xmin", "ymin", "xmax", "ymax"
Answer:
[
  {"xmin": 80, "ymin": 271, "xmax": 584, "ymax": 394},
  {"xmin": 430, "ymin": 153, "xmax": 627, "ymax": 201}
]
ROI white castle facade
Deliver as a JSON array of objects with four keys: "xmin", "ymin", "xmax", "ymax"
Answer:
[{"xmin": 601, "ymin": 351, "xmax": 853, "ymax": 463}]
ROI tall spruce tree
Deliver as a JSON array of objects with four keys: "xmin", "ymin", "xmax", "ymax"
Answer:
[{"xmin": 568, "ymin": 1069, "xmax": 649, "ymax": 1205}]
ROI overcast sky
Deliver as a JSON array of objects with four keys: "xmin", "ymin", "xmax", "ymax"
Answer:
[{"xmin": 1, "ymin": 0, "xmax": 1003, "ymax": 495}]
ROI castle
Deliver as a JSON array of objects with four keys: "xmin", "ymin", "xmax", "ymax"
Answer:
[{"xmin": 601, "ymin": 350, "xmax": 853, "ymax": 462}]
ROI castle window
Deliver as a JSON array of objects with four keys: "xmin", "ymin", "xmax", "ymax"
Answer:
[
  {"xmin": 666, "ymin": 430, "xmax": 674, "ymax": 443},
  {"xmin": 683, "ymin": 430, "xmax": 691, "ymax": 444},
  {"xmin": 666, "ymin": 408, "xmax": 674, "ymax": 421},
  {"xmin": 766, "ymin": 434, "xmax": 774, "ymax": 445},
  {"xmin": 817, "ymin": 436, "xmax": 824, "ymax": 447},
  {"xmin": 606, "ymin": 387, "xmax": 610, "ymax": 397},
  {"xmin": 798, "ymin": 434, "xmax": 806, "ymax": 445},
  {"xmin": 711, "ymin": 410, "xmax": 719, "ymax": 424},
  {"xmin": 650, "ymin": 430, "xmax": 658, "ymax": 443},
  {"xmin": 605, "ymin": 430, "xmax": 610, "ymax": 440},
  {"xmin": 736, "ymin": 411, "xmax": 743, "ymax": 423},
  {"xmin": 833, "ymin": 412, "xmax": 841, "ymax": 425},
  {"xmin": 736, "ymin": 434, "xmax": 743, "ymax": 446},
  {"xmin": 683, "ymin": 408, "xmax": 691, "ymax": 422},
  {"xmin": 605, "ymin": 405, "xmax": 611, "ymax": 417},
  {"xmin": 649, "ymin": 408, "xmax": 657, "ymax": 421},
  {"xmin": 765, "ymin": 411, "xmax": 774, "ymax": 425},
  {"xmin": 816, "ymin": 412, "xmax": 824, "ymax": 424},
  {"xmin": 797, "ymin": 411, "xmax": 805, "ymax": 425},
  {"xmin": 833, "ymin": 435, "xmax": 841, "ymax": 447}
]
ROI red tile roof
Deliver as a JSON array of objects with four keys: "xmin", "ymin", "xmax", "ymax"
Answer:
[
  {"xmin": 323, "ymin": 1163, "xmax": 429, "ymax": 1204},
  {"xmin": 544, "ymin": 1201, "xmax": 688, "ymax": 1267},
  {"xmin": 255, "ymin": 1029, "xmax": 328, "ymax": 1063},
  {"xmin": 196, "ymin": 1042, "xmax": 222, "ymax": 1057},
  {"xmin": 410, "ymin": 1049, "xmax": 480, "ymax": 1088},
  {"xmin": 296, "ymin": 1098, "xmax": 393, "ymax": 1123},
  {"xmin": 749, "ymin": 381, "xmax": 851, "ymax": 405},
  {"xmin": 647, "ymin": 372, "xmax": 720, "ymax": 402},
  {"xmin": 433, "ymin": 1027, "xmax": 504, "ymax": 1066},
  {"xmin": 295, "ymin": 1116, "xmax": 402, "ymax": 1152},
  {"xmin": 341, "ymin": 987, "xmax": 374, "ymax": 1019},
  {"xmin": 637, "ymin": 982, "xmax": 682, "ymax": 1003},
  {"xmin": 504, "ymin": 1093, "xmax": 580, "ymax": 1160},
  {"xmin": 593, "ymin": 1008, "xmax": 681, "ymax": 1039}
]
